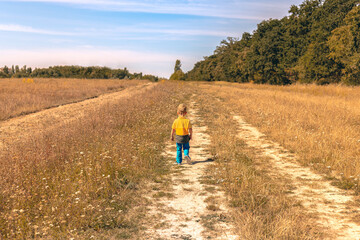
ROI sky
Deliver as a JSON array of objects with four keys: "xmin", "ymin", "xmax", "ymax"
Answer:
[{"xmin": 0, "ymin": 0, "xmax": 305, "ymax": 78}]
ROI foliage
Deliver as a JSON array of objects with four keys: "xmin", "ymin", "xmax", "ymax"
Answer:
[
  {"xmin": 142, "ymin": 74, "xmax": 159, "ymax": 82},
  {"xmin": 185, "ymin": 0, "xmax": 360, "ymax": 85},
  {"xmin": 0, "ymin": 65, "xmax": 160, "ymax": 81},
  {"xmin": 170, "ymin": 60, "xmax": 185, "ymax": 80},
  {"xmin": 327, "ymin": 5, "xmax": 360, "ymax": 85}
]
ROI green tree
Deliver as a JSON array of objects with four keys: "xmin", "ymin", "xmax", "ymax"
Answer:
[
  {"xmin": 170, "ymin": 60, "xmax": 185, "ymax": 80},
  {"xmin": 3, "ymin": 66, "xmax": 9, "ymax": 75},
  {"xmin": 174, "ymin": 59, "xmax": 182, "ymax": 72},
  {"xmin": 328, "ymin": 5, "xmax": 360, "ymax": 85}
]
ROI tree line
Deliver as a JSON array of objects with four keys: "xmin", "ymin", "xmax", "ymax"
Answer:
[
  {"xmin": 0, "ymin": 65, "xmax": 159, "ymax": 81},
  {"xmin": 184, "ymin": 0, "xmax": 360, "ymax": 85}
]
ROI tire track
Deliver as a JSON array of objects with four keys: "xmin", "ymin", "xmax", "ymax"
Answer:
[{"xmin": 234, "ymin": 115, "xmax": 360, "ymax": 240}]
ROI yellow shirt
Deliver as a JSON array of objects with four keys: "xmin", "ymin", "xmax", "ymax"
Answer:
[{"xmin": 172, "ymin": 116, "xmax": 192, "ymax": 136}]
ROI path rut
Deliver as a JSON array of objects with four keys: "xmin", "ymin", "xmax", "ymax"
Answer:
[{"xmin": 234, "ymin": 115, "xmax": 360, "ymax": 240}]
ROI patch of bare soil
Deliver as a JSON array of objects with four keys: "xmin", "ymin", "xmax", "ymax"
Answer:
[
  {"xmin": 234, "ymin": 115, "xmax": 360, "ymax": 240},
  {"xmin": 0, "ymin": 82, "xmax": 155, "ymax": 153},
  {"xmin": 144, "ymin": 102, "xmax": 238, "ymax": 240}
]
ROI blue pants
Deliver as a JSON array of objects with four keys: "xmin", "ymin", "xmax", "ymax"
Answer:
[{"xmin": 176, "ymin": 142, "xmax": 190, "ymax": 164}]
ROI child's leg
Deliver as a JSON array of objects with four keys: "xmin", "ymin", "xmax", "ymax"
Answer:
[
  {"xmin": 176, "ymin": 143, "xmax": 183, "ymax": 164},
  {"xmin": 183, "ymin": 142, "xmax": 190, "ymax": 157}
]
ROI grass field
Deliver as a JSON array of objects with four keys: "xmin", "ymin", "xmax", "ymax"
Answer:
[
  {"xmin": 0, "ymin": 81, "xmax": 190, "ymax": 238},
  {"xmin": 193, "ymin": 90, "xmax": 324, "ymax": 239},
  {"xmin": 198, "ymin": 82, "xmax": 360, "ymax": 190},
  {"xmin": 0, "ymin": 78, "xmax": 144, "ymax": 121},
  {"xmin": 1, "ymin": 80, "xmax": 360, "ymax": 238}
]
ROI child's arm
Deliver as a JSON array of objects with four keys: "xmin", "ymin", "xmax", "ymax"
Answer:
[
  {"xmin": 189, "ymin": 128, "xmax": 193, "ymax": 140},
  {"xmin": 170, "ymin": 129, "xmax": 176, "ymax": 141}
]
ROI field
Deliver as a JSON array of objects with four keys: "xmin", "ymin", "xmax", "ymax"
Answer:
[
  {"xmin": 200, "ymin": 82, "xmax": 360, "ymax": 184},
  {"xmin": 1, "ymin": 80, "xmax": 360, "ymax": 239},
  {"xmin": 0, "ymin": 78, "xmax": 143, "ymax": 121}
]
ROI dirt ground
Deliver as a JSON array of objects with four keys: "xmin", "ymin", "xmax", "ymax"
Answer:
[{"xmin": 144, "ymin": 99, "xmax": 238, "ymax": 239}]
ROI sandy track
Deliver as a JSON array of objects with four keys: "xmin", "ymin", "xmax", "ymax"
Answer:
[
  {"xmin": 145, "ymin": 102, "xmax": 237, "ymax": 239},
  {"xmin": 0, "ymin": 82, "xmax": 155, "ymax": 152},
  {"xmin": 234, "ymin": 115, "xmax": 360, "ymax": 240}
]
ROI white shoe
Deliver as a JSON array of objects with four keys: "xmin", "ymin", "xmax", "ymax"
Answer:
[{"xmin": 185, "ymin": 155, "xmax": 192, "ymax": 164}]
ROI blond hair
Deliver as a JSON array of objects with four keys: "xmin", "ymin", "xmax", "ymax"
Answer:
[{"xmin": 177, "ymin": 104, "xmax": 187, "ymax": 115}]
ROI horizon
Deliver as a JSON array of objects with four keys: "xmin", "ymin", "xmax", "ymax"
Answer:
[{"xmin": 0, "ymin": 0, "xmax": 304, "ymax": 78}]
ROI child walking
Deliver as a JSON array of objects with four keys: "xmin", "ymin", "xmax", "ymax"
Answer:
[{"xmin": 170, "ymin": 104, "xmax": 193, "ymax": 165}]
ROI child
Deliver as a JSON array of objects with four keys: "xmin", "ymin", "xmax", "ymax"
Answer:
[{"xmin": 170, "ymin": 104, "xmax": 193, "ymax": 165}]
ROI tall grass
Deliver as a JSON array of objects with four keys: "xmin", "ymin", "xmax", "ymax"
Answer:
[
  {"xmin": 200, "ymin": 82, "xmax": 360, "ymax": 191},
  {"xmin": 194, "ymin": 90, "xmax": 324, "ymax": 239},
  {"xmin": 0, "ymin": 81, "xmax": 189, "ymax": 238},
  {"xmin": 0, "ymin": 78, "xmax": 143, "ymax": 121}
]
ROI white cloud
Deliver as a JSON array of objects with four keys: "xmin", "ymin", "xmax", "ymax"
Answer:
[
  {"xmin": 0, "ymin": 22, "xmax": 239, "ymax": 38},
  {"xmin": 0, "ymin": 48, "xmax": 195, "ymax": 77},
  {"xmin": 5, "ymin": 0, "xmax": 291, "ymax": 20},
  {"xmin": 0, "ymin": 24, "xmax": 76, "ymax": 35},
  {"xmin": 109, "ymin": 26, "xmax": 239, "ymax": 37}
]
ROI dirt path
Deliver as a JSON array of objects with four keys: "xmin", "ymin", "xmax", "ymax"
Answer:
[
  {"xmin": 0, "ymin": 82, "xmax": 155, "ymax": 152},
  {"xmin": 145, "ymin": 102, "xmax": 238, "ymax": 239},
  {"xmin": 234, "ymin": 115, "xmax": 360, "ymax": 240}
]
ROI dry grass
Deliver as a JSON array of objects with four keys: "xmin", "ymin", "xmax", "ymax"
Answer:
[
  {"xmin": 193, "ymin": 88, "xmax": 325, "ymax": 239},
  {"xmin": 4, "ymin": 79, "xmax": 356, "ymax": 238},
  {"xmin": 199, "ymin": 82, "xmax": 360, "ymax": 192},
  {"xmin": 0, "ymin": 78, "xmax": 144, "ymax": 121},
  {"xmin": 0, "ymin": 81, "xmax": 189, "ymax": 239}
]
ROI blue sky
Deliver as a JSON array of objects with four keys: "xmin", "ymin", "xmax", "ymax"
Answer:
[{"xmin": 0, "ymin": 0, "xmax": 304, "ymax": 77}]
